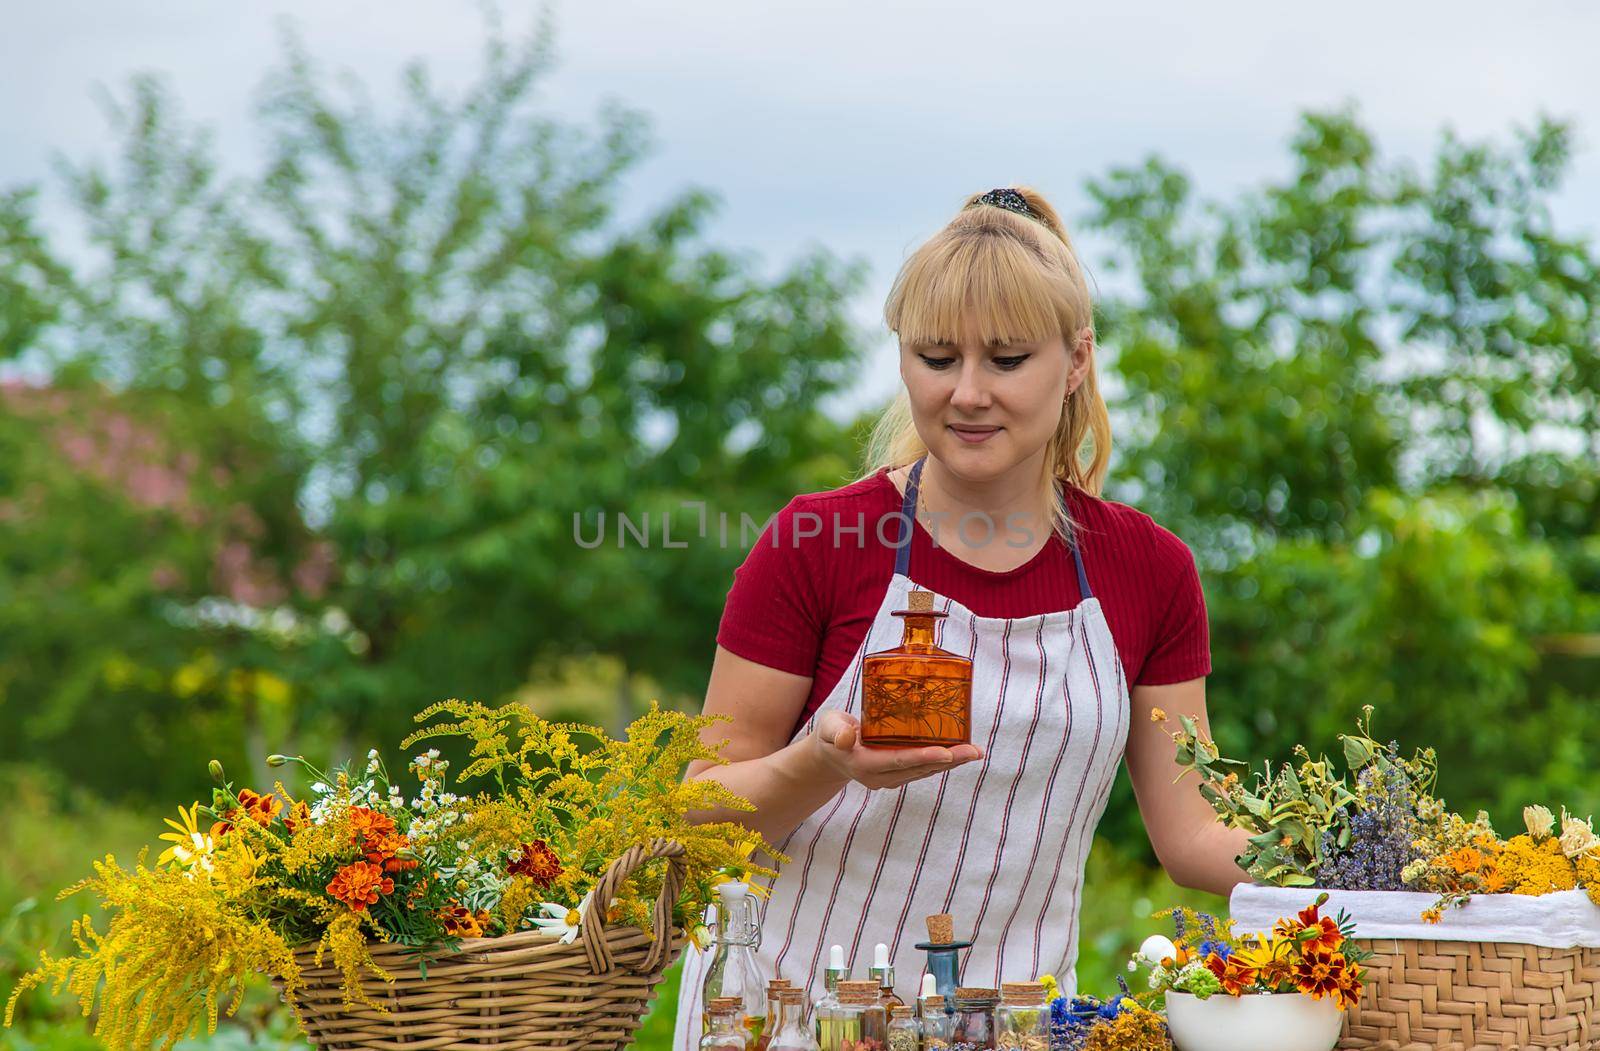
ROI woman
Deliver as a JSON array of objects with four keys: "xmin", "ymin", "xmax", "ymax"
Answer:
[{"xmin": 674, "ymin": 187, "xmax": 1250, "ymax": 1047}]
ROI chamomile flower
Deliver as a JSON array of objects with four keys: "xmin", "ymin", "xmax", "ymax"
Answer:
[{"xmin": 531, "ymin": 897, "xmax": 588, "ymax": 944}]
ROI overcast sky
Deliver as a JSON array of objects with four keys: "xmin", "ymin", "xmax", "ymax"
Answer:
[{"xmin": 5, "ymin": 0, "xmax": 1599, "ymax": 411}]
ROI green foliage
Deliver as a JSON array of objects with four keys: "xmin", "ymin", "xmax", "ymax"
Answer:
[
  {"xmin": 0, "ymin": 15, "xmax": 866, "ymax": 803},
  {"xmin": 1087, "ymin": 108, "xmax": 1600, "ymax": 852}
]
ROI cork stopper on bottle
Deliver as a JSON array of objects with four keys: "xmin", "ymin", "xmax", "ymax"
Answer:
[
  {"xmin": 889, "ymin": 1004, "xmax": 915, "ymax": 1018},
  {"xmin": 709, "ymin": 996, "xmax": 743, "ymax": 1013},
  {"xmin": 768, "ymin": 979, "xmax": 793, "ymax": 992},
  {"xmin": 838, "ymin": 979, "xmax": 883, "ymax": 1004},
  {"xmin": 907, "ymin": 590, "xmax": 935, "ymax": 612},
  {"xmin": 1001, "ymin": 980, "xmax": 1046, "ymax": 1004},
  {"xmin": 953, "ymin": 986, "xmax": 999, "ymax": 1006},
  {"xmin": 925, "ymin": 913, "xmax": 954, "ymax": 944},
  {"xmin": 779, "ymin": 987, "xmax": 807, "ymax": 1005}
]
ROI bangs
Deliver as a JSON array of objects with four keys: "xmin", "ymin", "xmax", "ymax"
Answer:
[{"xmin": 884, "ymin": 224, "xmax": 1083, "ymax": 347}]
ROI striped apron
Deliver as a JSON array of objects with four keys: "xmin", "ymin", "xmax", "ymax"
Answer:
[{"xmin": 674, "ymin": 458, "xmax": 1130, "ymax": 1048}]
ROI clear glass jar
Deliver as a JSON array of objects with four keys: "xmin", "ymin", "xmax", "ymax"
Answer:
[
  {"xmin": 704, "ymin": 996, "xmax": 752, "ymax": 1050},
  {"xmin": 994, "ymin": 982, "xmax": 1048, "ymax": 1051},
  {"xmin": 821, "ymin": 981, "xmax": 887, "ymax": 1051},
  {"xmin": 887, "ymin": 1004, "xmax": 920, "ymax": 1051},
  {"xmin": 950, "ymin": 987, "xmax": 999, "ymax": 1050},
  {"xmin": 919, "ymin": 993, "xmax": 953, "ymax": 1051}
]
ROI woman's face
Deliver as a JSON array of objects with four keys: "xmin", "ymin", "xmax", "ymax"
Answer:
[{"xmin": 899, "ymin": 313, "xmax": 1092, "ymax": 484}]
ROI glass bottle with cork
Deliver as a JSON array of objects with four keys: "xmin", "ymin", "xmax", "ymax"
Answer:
[
  {"xmin": 703, "ymin": 997, "xmax": 753, "ymax": 1050},
  {"xmin": 950, "ymin": 987, "xmax": 999, "ymax": 1050},
  {"xmin": 757, "ymin": 979, "xmax": 793, "ymax": 1051},
  {"xmin": 861, "ymin": 589, "xmax": 972, "ymax": 747},
  {"xmin": 818, "ymin": 980, "xmax": 888, "ymax": 1051},
  {"xmin": 994, "ymin": 982, "xmax": 1048, "ymax": 1051},
  {"xmin": 767, "ymin": 987, "xmax": 819, "ymax": 1051},
  {"xmin": 886, "ymin": 1004, "xmax": 920, "ymax": 1051}
]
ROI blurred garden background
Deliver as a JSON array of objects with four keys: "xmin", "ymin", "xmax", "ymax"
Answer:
[{"xmin": 4, "ymin": 5, "xmax": 1600, "ymax": 1049}]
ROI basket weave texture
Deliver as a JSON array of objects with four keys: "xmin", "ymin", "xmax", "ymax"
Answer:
[
  {"xmin": 1339, "ymin": 936, "xmax": 1600, "ymax": 1050},
  {"xmin": 279, "ymin": 838, "xmax": 688, "ymax": 1051}
]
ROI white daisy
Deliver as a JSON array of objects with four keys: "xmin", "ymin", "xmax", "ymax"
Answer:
[{"xmin": 531, "ymin": 900, "xmax": 586, "ymax": 944}]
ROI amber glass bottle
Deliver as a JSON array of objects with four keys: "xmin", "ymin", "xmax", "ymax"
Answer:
[{"xmin": 860, "ymin": 589, "xmax": 972, "ymax": 747}]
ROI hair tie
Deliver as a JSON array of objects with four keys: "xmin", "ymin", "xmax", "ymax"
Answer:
[{"xmin": 970, "ymin": 187, "xmax": 1043, "ymax": 224}]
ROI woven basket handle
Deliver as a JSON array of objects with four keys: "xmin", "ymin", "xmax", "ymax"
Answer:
[{"xmin": 579, "ymin": 838, "xmax": 688, "ymax": 976}]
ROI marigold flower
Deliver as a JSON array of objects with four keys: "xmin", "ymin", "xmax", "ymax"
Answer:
[
  {"xmin": 210, "ymin": 788, "xmax": 283, "ymax": 837},
  {"xmin": 507, "ymin": 840, "xmax": 562, "ymax": 889},
  {"xmin": 1421, "ymin": 907, "xmax": 1443, "ymax": 924},
  {"xmin": 439, "ymin": 904, "xmax": 491, "ymax": 938},
  {"xmin": 1203, "ymin": 951, "xmax": 1259, "ymax": 996},
  {"xmin": 284, "ymin": 799, "xmax": 313, "ymax": 835},
  {"xmin": 327, "ymin": 861, "xmax": 395, "ymax": 912},
  {"xmin": 1293, "ymin": 948, "xmax": 1348, "ymax": 1001},
  {"xmin": 348, "ymin": 806, "xmax": 397, "ymax": 848}
]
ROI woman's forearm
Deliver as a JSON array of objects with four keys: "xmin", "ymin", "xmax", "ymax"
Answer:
[
  {"xmin": 687, "ymin": 733, "xmax": 850, "ymax": 846},
  {"xmin": 1169, "ymin": 822, "xmax": 1254, "ymax": 897}
]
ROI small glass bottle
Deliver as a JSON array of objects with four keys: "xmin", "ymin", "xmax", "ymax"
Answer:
[
  {"xmin": 705, "ymin": 996, "xmax": 752, "ymax": 1050},
  {"xmin": 887, "ymin": 1004, "xmax": 920, "ymax": 1051},
  {"xmin": 758, "ymin": 979, "xmax": 794, "ymax": 1051},
  {"xmin": 861, "ymin": 589, "xmax": 972, "ymax": 747},
  {"xmin": 950, "ymin": 987, "xmax": 999, "ymax": 1051},
  {"xmin": 919, "ymin": 975, "xmax": 953, "ymax": 1051},
  {"xmin": 868, "ymin": 943, "xmax": 905, "ymax": 1010},
  {"xmin": 827, "ymin": 981, "xmax": 887, "ymax": 1051},
  {"xmin": 701, "ymin": 882, "xmax": 766, "ymax": 1039},
  {"xmin": 768, "ymin": 987, "xmax": 820, "ymax": 1051},
  {"xmin": 994, "ymin": 982, "xmax": 1048, "ymax": 1051},
  {"xmin": 812, "ymin": 944, "xmax": 849, "ymax": 1047}
]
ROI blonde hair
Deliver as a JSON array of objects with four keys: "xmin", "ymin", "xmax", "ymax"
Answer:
[{"xmin": 861, "ymin": 186, "xmax": 1111, "ymax": 543}]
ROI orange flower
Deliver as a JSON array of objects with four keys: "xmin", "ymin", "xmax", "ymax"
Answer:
[
  {"xmin": 284, "ymin": 799, "xmax": 313, "ymax": 835},
  {"xmin": 1300, "ymin": 915, "xmax": 1343, "ymax": 953},
  {"xmin": 209, "ymin": 788, "xmax": 284, "ymax": 837},
  {"xmin": 1293, "ymin": 949, "xmax": 1349, "ymax": 1001},
  {"xmin": 439, "ymin": 904, "xmax": 492, "ymax": 938},
  {"xmin": 1421, "ymin": 907, "xmax": 1443, "ymax": 925},
  {"xmin": 348, "ymin": 807, "xmax": 396, "ymax": 846},
  {"xmin": 507, "ymin": 840, "xmax": 563, "ymax": 889},
  {"xmin": 327, "ymin": 861, "xmax": 395, "ymax": 912},
  {"xmin": 1334, "ymin": 963, "xmax": 1363, "ymax": 1011},
  {"xmin": 1204, "ymin": 951, "xmax": 1259, "ymax": 996},
  {"xmin": 363, "ymin": 829, "xmax": 415, "ymax": 871}
]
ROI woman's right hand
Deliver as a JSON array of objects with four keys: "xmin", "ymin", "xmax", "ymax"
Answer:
[{"xmin": 809, "ymin": 709, "xmax": 983, "ymax": 791}]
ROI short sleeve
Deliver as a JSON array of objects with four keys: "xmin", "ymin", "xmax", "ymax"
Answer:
[
  {"xmin": 714, "ymin": 497, "xmax": 826, "ymax": 678},
  {"xmin": 1136, "ymin": 539, "xmax": 1212, "ymax": 686}
]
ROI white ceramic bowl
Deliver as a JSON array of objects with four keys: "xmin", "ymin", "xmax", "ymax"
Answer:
[{"xmin": 1164, "ymin": 990, "xmax": 1343, "ymax": 1051}]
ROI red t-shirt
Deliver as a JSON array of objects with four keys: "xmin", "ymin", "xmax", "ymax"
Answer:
[{"xmin": 716, "ymin": 467, "xmax": 1210, "ymax": 734}]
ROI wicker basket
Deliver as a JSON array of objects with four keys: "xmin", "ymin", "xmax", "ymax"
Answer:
[
  {"xmin": 277, "ymin": 838, "xmax": 689, "ymax": 1051},
  {"xmin": 1339, "ymin": 937, "xmax": 1600, "ymax": 1050}
]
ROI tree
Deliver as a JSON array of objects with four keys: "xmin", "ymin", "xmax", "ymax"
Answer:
[
  {"xmin": 0, "ymin": 14, "xmax": 867, "ymax": 799},
  {"xmin": 1086, "ymin": 109, "xmax": 1600, "ymax": 851}
]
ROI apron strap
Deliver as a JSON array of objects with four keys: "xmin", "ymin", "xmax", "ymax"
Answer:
[
  {"xmin": 892, "ymin": 457, "xmax": 924, "ymax": 578},
  {"xmin": 894, "ymin": 456, "xmax": 1094, "ymax": 603}
]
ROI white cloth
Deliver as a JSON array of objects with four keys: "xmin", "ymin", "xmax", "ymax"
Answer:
[
  {"xmin": 1229, "ymin": 883, "xmax": 1600, "ymax": 949},
  {"xmin": 673, "ymin": 570, "xmax": 1131, "ymax": 1049}
]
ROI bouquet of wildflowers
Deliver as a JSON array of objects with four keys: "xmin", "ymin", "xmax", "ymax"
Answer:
[
  {"xmin": 1133, "ymin": 895, "xmax": 1368, "ymax": 1012},
  {"xmin": 4, "ymin": 699, "xmax": 778, "ymax": 1051},
  {"xmin": 1163, "ymin": 705, "xmax": 1600, "ymax": 922}
]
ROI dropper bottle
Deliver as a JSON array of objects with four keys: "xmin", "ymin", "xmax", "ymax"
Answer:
[
  {"xmin": 812, "ymin": 945, "xmax": 848, "ymax": 1050},
  {"xmin": 868, "ymin": 942, "xmax": 904, "ymax": 1009}
]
